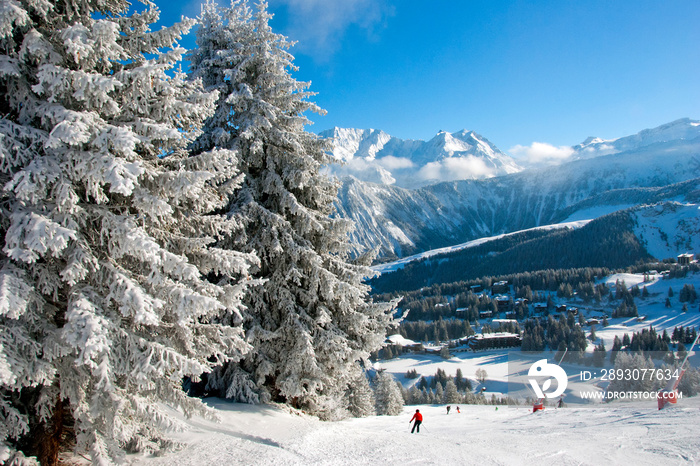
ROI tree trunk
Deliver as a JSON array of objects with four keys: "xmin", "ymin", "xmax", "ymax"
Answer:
[{"xmin": 33, "ymin": 395, "xmax": 65, "ymax": 466}]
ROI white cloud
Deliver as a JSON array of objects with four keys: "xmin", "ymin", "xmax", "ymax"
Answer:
[
  {"xmin": 269, "ymin": 0, "xmax": 393, "ymax": 59},
  {"xmin": 328, "ymin": 158, "xmax": 395, "ymax": 185},
  {"xmin": 378, "ymin": 155, "xmax": 414, "ymax": 170},
  {"xmin": 509, "ymin": 142, "xmax": 575, "ymax": 165},
  {"xmin": 417, "ymin": 157, "xmax": 494, "ymax": 183},
  {"xmin": 579, "ymin": 144, "xmax": 616, "ymax": 156}
]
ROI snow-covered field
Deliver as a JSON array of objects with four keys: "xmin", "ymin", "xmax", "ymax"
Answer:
[{"xmin": 133, "ymin": 397, "xmax": 700, "ymax": 465}]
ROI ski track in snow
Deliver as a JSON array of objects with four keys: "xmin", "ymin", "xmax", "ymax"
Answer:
[{"xmin": 133, "ymin": 398, "xmax": 700, "ymax": 465}]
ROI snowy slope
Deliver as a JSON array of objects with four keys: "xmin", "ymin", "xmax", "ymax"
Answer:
[
  {"xmin": 322, "ymin": 127, "xmax": 522, "ymax": 188},
  {"xmin": 133, "ymin": 397, "xmax": 700, "ymax": 465},
  {"xmin": 126, "ymin": 273, "xmax": 700, "ymax": 465},
  {"xmin": 631, "ymin": 202, "xmax": 700, "ymax": 259},
  {"xmin": 335, "ymin": 125, "xmax": 700, "ymax": 260}
]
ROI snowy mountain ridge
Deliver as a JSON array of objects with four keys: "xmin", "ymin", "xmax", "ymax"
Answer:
[
  {"xmin": 371, "ymin": 220, "xmax": 592, "ymax": 276},
  {"xmin": 323, "ymin": 118, "xmax": 700, "ymax": 189},
  {"xmin": 321, "ymin": 127, "xmax": 522, "ymax": 188},
  {"xmin": 573, "ymin": 118, "xmax": 700, "ymax": 159}
]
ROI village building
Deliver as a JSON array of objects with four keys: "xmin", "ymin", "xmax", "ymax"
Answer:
[
  {"xmin": 494, "ymin": 295, "xmax": 513, "ymax": 313},
  {"xmin": 491, "ymin": 281, "xmax": 510, "ymax": 295},
  {"xmin": 678, "ymin": 253, "xmax": 695, "ymax": 265},
  {"xmin": 463, "ymin": 332, "xmax": 522, "ymax": 351}
]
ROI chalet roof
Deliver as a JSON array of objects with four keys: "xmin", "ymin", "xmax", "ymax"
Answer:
[
  {"xmin": 492, "ymin": 319, "xmax": 518, "ymax": 324},
  {"xmin": 470, "ymin": 332, "xmax": 520, "ymax": 340}
]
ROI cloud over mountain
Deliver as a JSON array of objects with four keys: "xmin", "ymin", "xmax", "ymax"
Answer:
[{"xmin": 321, "ymin": 127, "xmax": 522, "ymax": 188}]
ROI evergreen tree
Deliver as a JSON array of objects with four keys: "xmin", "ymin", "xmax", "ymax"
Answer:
[
  {"xmin": 608, "ymin": 352, "xmax": 656, "ymax": 394},
  {"xmin": 405, "ymin": 385, "xmax": 419, "ymax": 405},
  {"xmin": 374, "ymin": 372, "xmax": 404, "ymax": 416},
  {"xmin": 435, "ymin": 382, "xmax": 444, "ymax": 402},
  {"xmin": 680, "ymin": 284, "xmax": 697, "ymax": 303},
  {"xmin": 0, "ymin": 1, "xmax": 255, "ymax": 462},
  {"xmin": 454, "ymin": 368, "xmax": 471, "ymax": 391},
  {"xmin": 346, "ymin": 372, "xmax": 376, "ymax": 418},
  {"xmin": 444, "ymin": 380, "xmax": 461, "ymax": 404},
  {"xmin": 418, "ymin": 376, "xmax": 428, "ymax": 391},
  {"xmin": 610, "ymin": 335, "xmax": 622, "ymax": 364},
  {"xmin": 677, "ymin": 343, "xmax": 687, "ymax": 361},
  {"xmin": 593, "ymin": 342, "xmax": 606, "ymax": 367},
  {"xmin": 622, "ymin": 333, "xmax": 631, "ymax": 347},
  {"xmin": 677, "ymin": 366, "xmax": 700, "ymax": 397},
  {"xmin": 187, "ymin": 1, "xmax": 394, "ymax": 419}
]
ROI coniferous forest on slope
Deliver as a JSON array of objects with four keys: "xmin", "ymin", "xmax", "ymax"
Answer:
[{"xmin": 370, "ymin": 210, "xmax": 653, "ymax": 294}]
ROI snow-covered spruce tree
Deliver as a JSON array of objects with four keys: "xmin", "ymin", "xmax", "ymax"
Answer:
[
  {"xmin": 0, "ymin": 0, "xmax": 256, "ymax": 463},
  {"xmin": 444, "ymin": 380, "xmax": 461, "ymax": 404},
  {"xmin": 374, "ymin": 372, "xmax": 404, "ymax": 416},
  {"xmin": 188, "ymin": 0, "xmax": 395, "ymax": 420},
  {"xmin": 345, "ymin": 372, "xmax": 376, "ymax": 418}
]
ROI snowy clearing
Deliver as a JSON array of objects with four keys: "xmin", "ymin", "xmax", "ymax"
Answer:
[{"xmin": 133, "ymin": 398, "xmax": 700, "ymax": 465}]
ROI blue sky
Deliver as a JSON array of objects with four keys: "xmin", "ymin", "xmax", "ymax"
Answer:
[{"xmin": 169, "ymin": 0, "xmax": 699, "ymax": 156}]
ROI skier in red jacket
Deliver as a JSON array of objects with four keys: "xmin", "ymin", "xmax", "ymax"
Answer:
[{"xmin": 409, "ymin": 409, "xmax": 423, "ymax": 433}]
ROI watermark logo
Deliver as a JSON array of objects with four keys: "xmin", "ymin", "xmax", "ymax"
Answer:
[{"xmin": 528, "ymin": 359, "xmax": 568, "ymax": 399}]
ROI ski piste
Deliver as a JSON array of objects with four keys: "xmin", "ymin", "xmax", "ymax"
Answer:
[{"xmin": 658, "ymin": 331, "xmax": 700, "ymax": 410}]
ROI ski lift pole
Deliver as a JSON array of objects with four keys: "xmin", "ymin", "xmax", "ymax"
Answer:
[
  {"xmin": 679, "ymin": 331, "xmax": 700, "ymax": 371},
  {"xmin": 557, "ymin": 347, "xmax": 568, "ymax": 366}
]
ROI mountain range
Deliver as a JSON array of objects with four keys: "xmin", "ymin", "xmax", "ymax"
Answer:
[
  {"xmin": 326, "ymin": 118, "xmax": 700, "ymax": 263},
  {"xmin": 320, "ymin": 127, "xmax": 521, "ymax": 188}
]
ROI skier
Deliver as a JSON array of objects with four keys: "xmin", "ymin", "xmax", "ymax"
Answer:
[
  {"xmin": 446, "ymin": 405, "xmax": 451, "ymax": 414},
  {"xmin": 533, "ymin": 398, "xmax": 544, "ymax": 413},
  {"xmin": 409, "ymin": 409, "xmax": 423, "ymax": 433},
  {"xmin": 557, "ymin": 397, "xmax": 564, "ymax": 408},
  {"xmin": 456, "ymin": 406, "xmax": 461, "ymax": 413}
]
